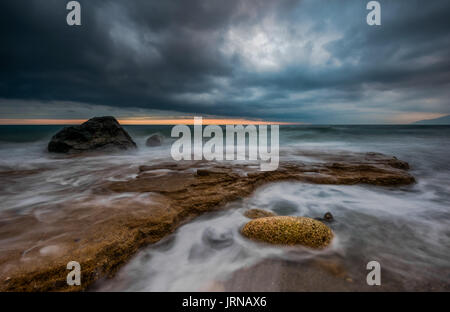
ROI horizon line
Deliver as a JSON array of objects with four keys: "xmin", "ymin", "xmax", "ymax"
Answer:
[{"xmin": 0, "ymin": 118, "xmax": 301, "ymax": 126}]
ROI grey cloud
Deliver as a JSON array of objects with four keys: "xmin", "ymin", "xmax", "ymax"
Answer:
[{"xmin": 0, "ymin": 0, "xmax": 449, "ymax": 123}]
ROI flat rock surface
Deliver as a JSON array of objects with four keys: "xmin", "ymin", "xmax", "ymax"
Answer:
[{"xmin": 0, "ymin": 152, "xmax": 415, "ymax": 291}]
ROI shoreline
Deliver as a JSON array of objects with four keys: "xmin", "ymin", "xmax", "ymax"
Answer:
[{"xmin": 0, "ymin": 151, "xmax": 415, "ymax": 291}]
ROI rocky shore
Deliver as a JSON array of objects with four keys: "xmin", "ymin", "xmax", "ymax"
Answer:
[{"xmin": 0, "ymin": 149, "xmax": 415, "ymax": 291}]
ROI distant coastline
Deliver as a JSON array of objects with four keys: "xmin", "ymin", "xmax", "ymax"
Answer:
[{"xmin": 413, "ymin": 114, "xmax": 450, "ymax": 125}]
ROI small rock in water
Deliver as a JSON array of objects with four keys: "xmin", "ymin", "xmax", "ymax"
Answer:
[
  {"xmin": 244, "ymin": 209, "xmax": 277, "ymax": 219},
  {"xmin": 315, "ymin": 212, "xmax": 334, "ymax": 223},
  {"xmin": 202, "ymin": 227, "xmax": 234, "ymax": 249},
  {"xmin": 146, "ymin": 133, "xmax": 164, "ymax": 147},
  {"xmin": 241, "ymin": 216, "xmax": 333, "ymax": 248},
  {"xmin": 324, "ymin": 212, "xmax": 334, "ymax": 221}
]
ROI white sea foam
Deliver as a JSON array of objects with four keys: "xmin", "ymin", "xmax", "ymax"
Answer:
[{"xmin": 0, "ymin": 126, "xmax": 449, "ymax": 290}]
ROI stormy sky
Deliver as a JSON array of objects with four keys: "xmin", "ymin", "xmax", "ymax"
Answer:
[{"xmin": 0, "ymin": 0, "xmax": 449, "ymax": 124}]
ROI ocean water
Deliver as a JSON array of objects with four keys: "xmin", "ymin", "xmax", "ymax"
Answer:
[{"xmin": 0, "ymin": 125, "xmax": 449, "ymax": 291}]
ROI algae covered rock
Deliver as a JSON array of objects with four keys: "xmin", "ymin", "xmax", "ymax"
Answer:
[
  {"xmin": 244, "ymin": 209, "xmax": 277, "ymax": 219},
  {"xmin": 241, "ymin": 216, "xmax": 333, "ymax": 248}
]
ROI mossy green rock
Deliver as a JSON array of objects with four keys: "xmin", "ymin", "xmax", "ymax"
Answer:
[{"xmin": 241, "ymin": 216, "xmax": 333, "ymax": 248}]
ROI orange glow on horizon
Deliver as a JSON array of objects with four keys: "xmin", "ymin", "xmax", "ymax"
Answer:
[
  {"xmin": 0, "ymin": 118, "xmax": 300, "ymax": 126},
  {"xmin": 390, "ymin": 112, "xmax": 448, "ymax": 124}
]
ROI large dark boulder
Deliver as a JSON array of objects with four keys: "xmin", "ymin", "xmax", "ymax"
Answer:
[{"xmin": 48, "ymin": 116, "xmax": 137, "ymax": 153}]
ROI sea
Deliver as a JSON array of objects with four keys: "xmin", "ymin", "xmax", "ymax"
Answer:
[{"xmin": 0, "ymin": 125, "xmax": 449, "ymax": 291}]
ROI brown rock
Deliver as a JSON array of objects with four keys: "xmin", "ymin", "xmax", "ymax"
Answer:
[
  {"xmin": 241, "ymin": 216, "xmax": 333, "ymax": 248},
  {"xmin": 244, "ymin": 209, "xmax": 277, "ymax": 219}
]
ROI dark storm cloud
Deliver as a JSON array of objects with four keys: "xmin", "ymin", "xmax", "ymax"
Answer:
[{"xmin": 0, "ymin": 0, "xmax": 449, "ymax": 123}]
